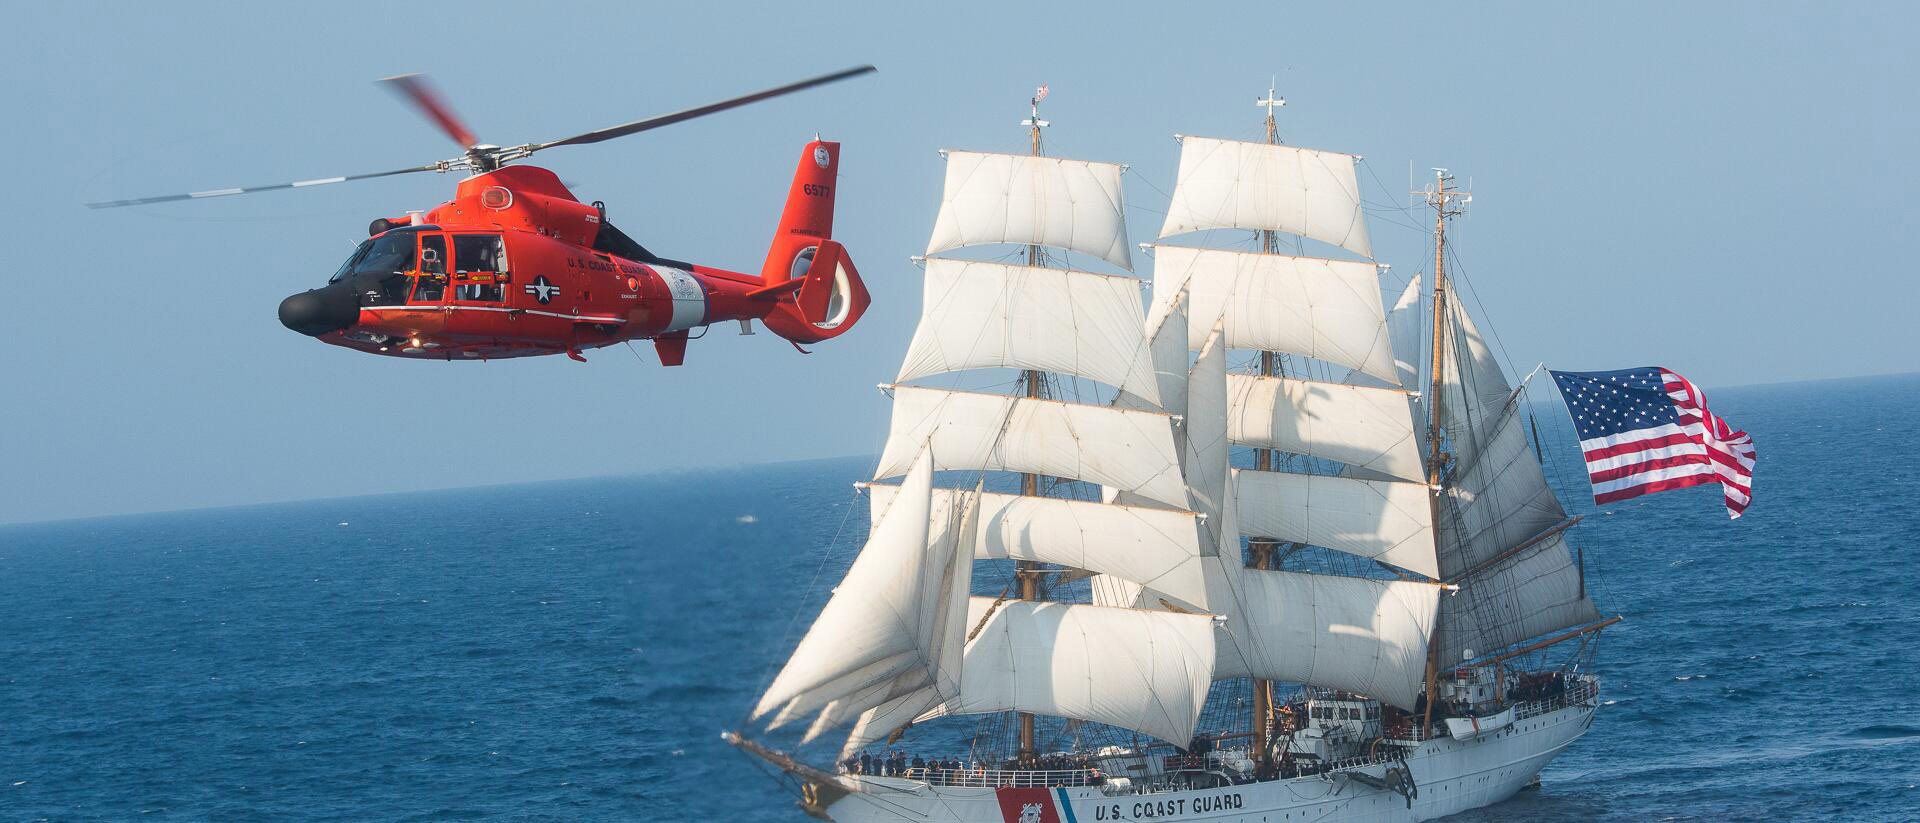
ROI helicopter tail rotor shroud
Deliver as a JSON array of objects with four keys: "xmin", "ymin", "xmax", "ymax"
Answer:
[{"xmin": 757, "ymin": 140, "xmax": 869, "ymax": 344}]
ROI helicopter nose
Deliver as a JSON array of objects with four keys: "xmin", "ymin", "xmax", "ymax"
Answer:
[{"xmin": 278, "ymin": 284, "xmax": 361, "ymax": 336}]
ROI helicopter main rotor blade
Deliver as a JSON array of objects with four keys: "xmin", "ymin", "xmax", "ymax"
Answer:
[
  {"xmin": 528, "ymin": 65, "xmax": 876, "ymax": 153},
  {"xmin": 84, "ymin": 162, "xmax": 446, "ymax": 209},
  {"xmin": 380, "ymin": 73, "xmax": 480, "ymax": 149}
]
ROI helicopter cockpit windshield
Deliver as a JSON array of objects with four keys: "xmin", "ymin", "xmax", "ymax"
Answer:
[{"xmin": 329, "ymin": 231, "xmax": 419, "ymax": 284}]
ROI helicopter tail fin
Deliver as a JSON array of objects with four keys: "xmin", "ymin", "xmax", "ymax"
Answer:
[
  {"xmin": 760, "ymin": 140, "xmax": 839, "ymax": 287},
  {"xmin": 759, "ymin": 140, "xmax": 870, "ymax": 344}
]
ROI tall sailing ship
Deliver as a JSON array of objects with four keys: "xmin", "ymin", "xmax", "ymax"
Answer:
[{"xmin": 728, "ymin": 88, "xmax": 1617, "ymax": 823}]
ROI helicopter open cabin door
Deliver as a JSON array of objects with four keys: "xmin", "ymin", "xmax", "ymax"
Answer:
[
  {"xmin": 450, "ymin": 233, "xmax": 508, "ymax": 305},
  {"xmin": 414, "ymin": 233, "xmax": 448, "ymax": 303}
]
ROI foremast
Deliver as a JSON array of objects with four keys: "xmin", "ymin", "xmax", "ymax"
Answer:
[{"xmin": 747, "ymin": 83, "xmax": 1227, "ymax": 768}]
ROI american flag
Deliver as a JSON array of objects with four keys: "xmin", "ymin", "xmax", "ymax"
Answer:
[
  {"xmin": 1549, "ymin": 367, "xmax": 1756, "ymax": 518},
  {"xmin": 1033, "ymin": 84, "xmax": 1049, "ymax": 104}
]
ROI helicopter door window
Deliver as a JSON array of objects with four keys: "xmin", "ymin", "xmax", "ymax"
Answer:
[
  {"xmin": 411, "ymin": 234, "xmax": 447, "ymax": 303},
  {"xmin": 453, "ymin": 234, "xmax": 506, "ymax": 302}
]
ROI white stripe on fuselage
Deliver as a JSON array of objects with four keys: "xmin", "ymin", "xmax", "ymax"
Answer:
[{"xmin": 359, "ymin": 305, "xmax": 625, "ymax": 323}]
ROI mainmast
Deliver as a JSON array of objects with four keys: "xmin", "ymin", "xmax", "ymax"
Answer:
[
  {"xmin": 1418, "ymin": 169, "xmax": 1469, "ymax": 731},
  {"xmin": 1015, "ymin": 85, "xmax": 1051, "ymax": 763},
  {"xmin": 1247, "ymin": 81, "xmax": 1287, "ymax": 770}
]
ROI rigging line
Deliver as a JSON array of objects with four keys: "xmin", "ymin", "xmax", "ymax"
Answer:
[
  {"xmin": 1443, "ymin": 244, "xmax": 1527, "ymax": 386},
  {"xmin": 1359, "ymin": 207, "xmax": 1427, "ymax": 235},
  {"xmin": 745, "ymin": 482, "xmax": 864, "ymax": 724},
  {"xmin": 1362, "ymin": 210, "xmax": 1427, "ymax": 234},
  {"xmin": 1124, "ymin": 163, "xmax": 1176, "ymax": 203},
  {"xmin": 1361, "ymin": 151, "xmax": 1419, "ymax": 221},
  {"xmin": 736, "ymin": 756, "xmax": 805, "ymax": 806},
  {"xmin": 747, "ymin": 374, "xmax": 905, "ymax": 725}
]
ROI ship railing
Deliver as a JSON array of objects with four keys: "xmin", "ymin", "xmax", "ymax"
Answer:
[
  {"xmin": 1321, "ymin": 752, "xmax": 1396, "ymax": 772},
  {"xmin": 903, "ymin": 767, "xmax": 1100, "ymax": 788},
  {"xmin": 1383, "ymin": 721, "xmax": 1434, "ymax": 743},
  {"xmin": 1513, "ymin": 677, "xmax": 1599, "ymax": 720},
  {"xmin": 1384, "ymin": 676, "xmax": 1600, "ymax": 742}
]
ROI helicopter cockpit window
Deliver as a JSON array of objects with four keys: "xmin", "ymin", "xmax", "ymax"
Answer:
[
  {"xmin": 329, "ymin": 241, "xmax": 372, "ymax": 283},
  {"xmin": 336, "ymin": 232, "xmax": 416, "ymax": 280},
  {"xmin": 453, "ymin": 234, "xmax": 506, "ymax": 302}
]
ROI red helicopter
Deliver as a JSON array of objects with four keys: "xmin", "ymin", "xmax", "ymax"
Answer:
[{"xmin": 88, "ymin": 67, "xmax": 876, "ymax": 365}]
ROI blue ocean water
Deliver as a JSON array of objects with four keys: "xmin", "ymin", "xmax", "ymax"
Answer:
[{"xmin": 3, "ymin": 372, "xmax": 1917, "ymax": 821}]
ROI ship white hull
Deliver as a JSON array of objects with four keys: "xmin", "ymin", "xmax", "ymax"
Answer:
[{"xmin": 822, "ymin": 701, "xmax": 1594, "ymax": 823}]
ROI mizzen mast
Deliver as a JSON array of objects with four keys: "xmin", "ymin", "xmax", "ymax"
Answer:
[
  {"xmin": 1421, "ymin": 169, "xmax": 1470, "ymax": 488},
  {"xmin": 1418, "ymin": 168, "xmax": 1469, "ymax": 731}
]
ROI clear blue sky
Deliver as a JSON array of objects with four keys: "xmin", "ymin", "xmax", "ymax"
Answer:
[{"xmin": 3, "ymin": 2, "xmax": 1912, "ymax": 524}]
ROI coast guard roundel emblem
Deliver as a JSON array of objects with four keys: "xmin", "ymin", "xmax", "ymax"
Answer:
[
  {"xmin": 993, "ymin": 788, "xmax": 1059, "ymax": 823},
  {"xmin": 813, "ymin": 145, "xmax": 830, "ymax": 169},
  {"xmin": 524, "ymin": 275, "xmax": 561, "ymax": 304}
]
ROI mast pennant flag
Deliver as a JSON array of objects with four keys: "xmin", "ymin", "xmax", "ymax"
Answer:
[{"xmin": 1549, "ymin": 367, "xmax": 1756, "ymax": 518}]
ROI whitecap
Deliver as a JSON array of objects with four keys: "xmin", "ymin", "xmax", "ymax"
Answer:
[{"xmin": 736, "ymin": 514, "xmax": 759, "ymax": 524}]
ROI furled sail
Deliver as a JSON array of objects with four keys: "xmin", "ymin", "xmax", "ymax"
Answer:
[
  {"xmin": 895, "ymin": 259, "xmax": 1160, "ymax": 405},
  {"xmin": 1225, "ymin": 373, "xmax": 1425, "ymax": 482},
  {"xmin": 926, "ymin": 151, "xmax": 1133, "ymax": 271},
  {"xmin": 874, "ymin": 385, "xmax": 1187, "ymax": 509},
  {"xmin": 752, "ymin": 449, "xmax": 972, "ymax": 723},
  {"xmin": 1158, "ymin": 136, "xmax": 1372, "ymax": 258},
  {"xmin": 1231, "ymin": 468, "xmax": 1436, "ymax": 579},
  {"xmin": 1149, "ymin": 245, "xmax": 1397, "ymax": 384},
  {"xmin": 868, "ymin": 485, "xmax": 1209, "ymax": 608},
  {"xmin": 916, "ymin": 598, "xmax": 1218, "ymax": 748}
]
